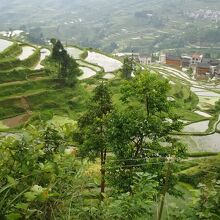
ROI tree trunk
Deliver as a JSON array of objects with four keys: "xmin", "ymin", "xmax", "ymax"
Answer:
[
  {"xmin": 100, "ymin": 148, "xmax": 106, "ymax": 201},
  {"xmin": 158, "ymin": 162, "xmax": 171, "ymax": 220}
]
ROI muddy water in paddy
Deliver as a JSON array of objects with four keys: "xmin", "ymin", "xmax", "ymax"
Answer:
[
  {"xmin": 183, "ymin": 121, "xmax": 209, "ymax": 133},
  {"xmin": 86, "ymin": 51, "xmax": 122, "ymax": 72},
  {"xmin": 0, "ymin": 39, "xmax": 13, "ymax": 52},
  {"xmin": 78, "ymin": 67, "xmax": 96, "ymax": 80},
  {"xmin": 18, "ymin": 46, "xmax": 35, "ymax": 60}
]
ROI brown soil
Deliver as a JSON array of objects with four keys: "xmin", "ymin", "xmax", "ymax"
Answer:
[
  {"xmin": 3, "ymin": 97, "xmax": 31, "ymax": 128},
  {"xmin": 20, "ymin": 96, "xmax": 31, "ymax": 111},
  {"xmin": 3, "ymin": 113, "xmax": 31, "ymax": 128}
]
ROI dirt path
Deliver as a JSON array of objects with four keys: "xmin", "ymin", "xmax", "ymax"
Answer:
[
  {"xmin": 2, "ymin": 96, "xmax": 32, "ymax": 128},
  {"xmin": 3, "ymin": 113, "xmax": 31, "ymax": 128},
  {"xmin": 20, "ymin": 96, "xmax": 31, "ymax": 112}
]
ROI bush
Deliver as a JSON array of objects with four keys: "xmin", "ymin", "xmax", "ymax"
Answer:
[
  {"xmin": 80, "ymin": 50, "xmax": 88, "ymax": 59},
  {"xmin": 0, "ymin": 125, "xmax": 87, "ymax": 219}
]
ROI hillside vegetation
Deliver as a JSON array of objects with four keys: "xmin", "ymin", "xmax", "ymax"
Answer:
[{"xmin": 0, "ymin": 37, "xmax": 220, "ymax": 219}]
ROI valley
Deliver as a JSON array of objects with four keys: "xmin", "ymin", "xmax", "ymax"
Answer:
[
  {"xmin": 0, "ymin": 36, "xmax": 220, "ymax": 153},
  {"xmin": 1, "ymin": 0, "xmax": 220, "ymax": 55},
  {"xmin": 0, "ymin": 35, "xmax": 220, "ymax": 219}
]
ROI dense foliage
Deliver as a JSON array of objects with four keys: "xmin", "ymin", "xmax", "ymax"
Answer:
[
  {"xmin": 0, "ymin": 69, "xmax": 219, "ymax": 219},
  {"xmin": 51, "ymin": 39, "xmax": 80, "ymax": 86}
]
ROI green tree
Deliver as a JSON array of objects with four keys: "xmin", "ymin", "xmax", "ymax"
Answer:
[
  {"xmin": 50, "ymin": 39, "xmax": 79, "ymax": 86},
  {"xmin": 73, "ymin": 82, "xmax": 113, "ymax": 200},
  {"xmin": 121, "ymin": 71, "xmax": 171, "ymax": 115},
  {"xmin": 122, "ymin": 56, "xmax": 133, "ymax": 79},
  {"xmin": 102, "ymin": 173, "xmax": 158, "ymax": 220},
  {"xmin": 107, "ymin": 72, "xmax": 186, "ymax": 218}
]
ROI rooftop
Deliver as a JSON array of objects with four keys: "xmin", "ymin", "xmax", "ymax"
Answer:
[
  {"xmin": 192, "ymin": 53, "xmax": 203, "ymax": 59},
  {"xmin": 197, "ymin": 63, "xmax": 210, "ymax": 68},
  {"xmin": 166, "ymin": 54, "xmax": 181, "ymax": 61}
]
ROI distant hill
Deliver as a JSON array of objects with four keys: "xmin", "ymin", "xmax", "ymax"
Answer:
[{"xmin": 1, "ymin": 0, "xmax": 220, "ymax": 54}]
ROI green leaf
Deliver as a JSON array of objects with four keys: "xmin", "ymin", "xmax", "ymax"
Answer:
[
  {"xmin": 31, "ymin": 185, "xmax": 43, "ymax": 194},
  {"xmin": 6, "ymin": 213, "xmax": 22, "ymax": 220},
  {"xmin": 24, "ymin": 191, "xmax": 36, "ymax": 202},
  {"xmin": 7, "ymin": 176, "xmax": 17, "ymax": 187},
  {"xmin": 15, "ymin": 203, "xmax": 29, "ymax": 210}
]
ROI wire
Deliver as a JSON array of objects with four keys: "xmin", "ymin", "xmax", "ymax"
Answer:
[
  {"xmin": 106, "ymin": 156, "xmax": 176, "ymax": 163},
  {"xmin": 104, "ymin": 161, "xmax": 173, "ymax": 169}
]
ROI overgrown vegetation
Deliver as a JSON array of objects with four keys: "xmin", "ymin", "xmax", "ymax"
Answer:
[{"xmin": 0, "ymin": 36, "xmax": 220, "ymax": 219}]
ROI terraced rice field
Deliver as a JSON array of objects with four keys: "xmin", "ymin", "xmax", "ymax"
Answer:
[
  {"xmin": 34, "ymin": 48, "xmax": 50, "ymax": 70},
  {"xmin": 151, "ymin": 65, "xmax": 220, "ymax": 110},
  {"xmin": 149, "ymin": 65, "xmax": 220, "ymax": 152},
  {"xmin": 180, "ymin": 133, "xmax": 220, "ymax": 152},
  {"xmin": 86, "ymin": 51, "xmax": 122, "ymax": 72},
  {"xmin": 1, "ymin": 38, "xmax": 220, "ymax": 155},
  {"xmin": 78, "ymin": 67, "xmax": 96, "ymax": 80},
  {"xmin": 0, "ymin": 39, "xmax": 13, "ymax": 52},
  {"xmin": 66, "ymin": 47, "xmax": 83, "ymax": 59},
  {"xmin": 183, "ymin": 120, "xmax": 209, "ymax": 133},
  {"xmin": 2, "ymin": 113, "xmax": 31, "ymax": 128},
  {"xmin": 194, "ymin": 111, "xmax": 212, "ymax": 118},
  {"xmin": 103, "ymin": 73, "xmax": 115, "ymax": 79},
  {"xmin": 217, "ymin": 122, "xmax": 220, "ymax": 131},
  {"xmin": 76, "ymin": 60, "xmax": 102, "ymax": 72},
  {"xmin": 18, "ymin": 46, "xmax": 36, "ymax": 60}
]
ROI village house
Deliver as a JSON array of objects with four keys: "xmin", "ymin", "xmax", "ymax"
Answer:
[
  {"xmin": 159, "ymin": 51, "xmax": 220, "ymax": 81},
  {"xmin": 159, "ymin": 53, "xmax": 166, "ymax": 64},
  {"xmin": 196, "ymin": 62, "xmax": 211, "ymax": 79},
  {"xmin": 214, "ymin": 64, "xmax": 220, "ymax": 78},
  {"xmin": 191, "ymin": 53, "xmax": 203, "ymax": 64},
  {"xmin": 138, "ymin": 54, "xmax": 152, "ymax": 65},
  {"xmin": 165, "ymin": 54, "xmax": 182, "ymax": 69},
  {"xmin": 181, "ymin": 55, "xmax": 191, "ymax": 68}
]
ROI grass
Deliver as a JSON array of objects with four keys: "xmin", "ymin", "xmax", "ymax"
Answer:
[
  {"xmin": 0, "ymin": 78, "xmax": 53, "ymax": 99},
  {"xmin": 0, "ymin": 121, "xmax": 9, "ymax": 130},
  {"xmin": 48, "ymin": 115, "xmax": 77, "ymax": 127},
  {"xmin": 0, "ymin": 42, "xmax": 22, "ymax": 60},
  {"xmin": 26, "ymin": 83, "xmax": 91, "ymax": 120},
  {"xmin": 0, "ymin": 98, "xmax": 25, "ymax": 120},
  {"xmin": 168, "ymin": 83, "xmax": 204, "ymax": 121},
  {"xmin": 162, "ymin": 182, "xmax": 198, "ymax": 219},
  {"xmin": 0, "ymin": 48, "xmax": 40, "ymax": 71},
  {"xmin": 179, "ymin": 154, "xmax": 220, "ymax": 187},
  {"xmin": 187, "ymin": 152, "xmax": 218, "ymax": 157}
]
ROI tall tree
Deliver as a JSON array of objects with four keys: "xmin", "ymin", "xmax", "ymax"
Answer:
[
  {"xmin": 73, "ymin": 82, "xmax": 113, "ymax": 200},
  {"xmin": 50, "ymin": 39, "xmax": 79, "ymax": 86},
  {"xmin": 121, "ymin": 71, "xmax": 170, "ymax": 115},
  {"xmin": 122, "ymin": 56, "xmax": 133, "ymax": 79},
  {"xmin": 107, "ymin": 71, "xmax": 186, "ymax": 199}
]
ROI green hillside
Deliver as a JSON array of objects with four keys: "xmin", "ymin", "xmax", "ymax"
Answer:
[{"xmin": 1, "ymin": 37, "xmax": 220, "ymax": 219}]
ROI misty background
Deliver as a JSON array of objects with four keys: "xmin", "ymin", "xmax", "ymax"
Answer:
[{"xmin": 0, "ymin": 0, "xmax": 220, "ymax": 54}]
